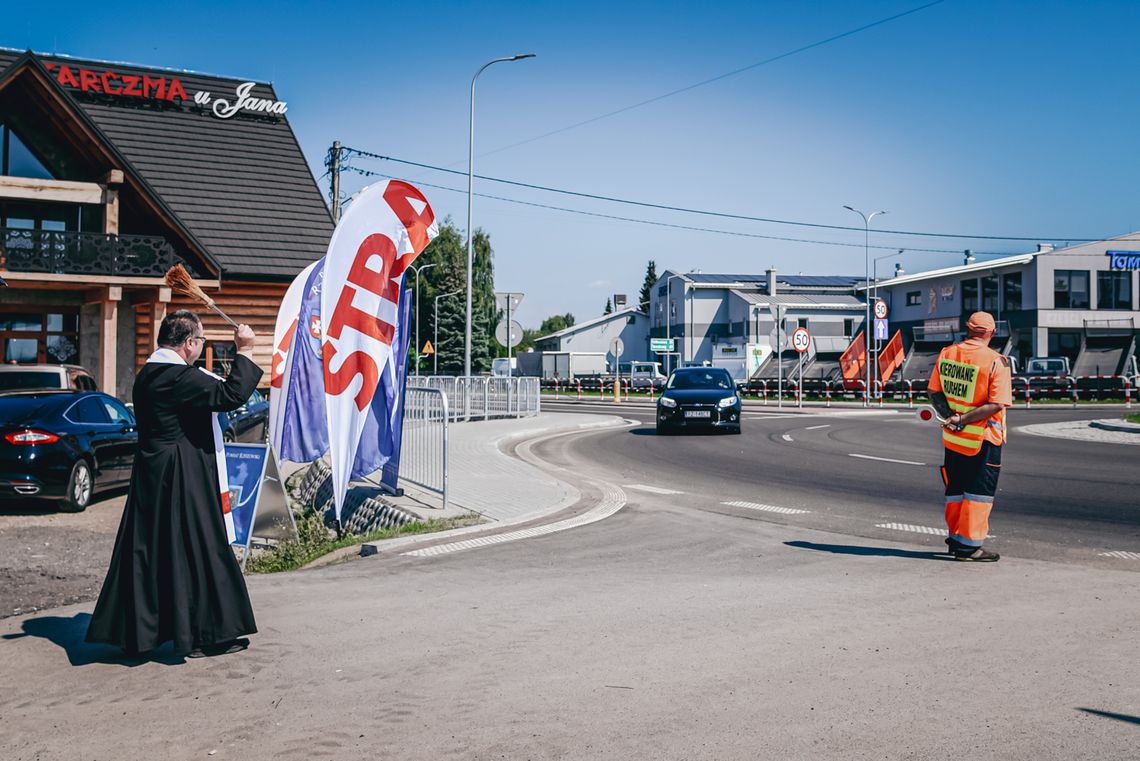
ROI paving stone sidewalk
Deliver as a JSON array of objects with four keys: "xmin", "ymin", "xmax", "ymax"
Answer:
[{"xmin": 1018, "ymin": 418, "xmax": 1140, "ymax": 445}]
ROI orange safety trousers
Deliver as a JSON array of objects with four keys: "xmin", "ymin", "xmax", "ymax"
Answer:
[{"xmin": 940, "ymin": 440, "xmax": 1002, "ymax": 548}]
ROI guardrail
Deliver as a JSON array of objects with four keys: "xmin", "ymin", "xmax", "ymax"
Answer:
[
  {"xmin": 398, "ymin": 387, "xmax": 449, "ymax": 509},
  {"xmin": 414, "ymin": 376, "xmax": 541, "ymax": 421}
]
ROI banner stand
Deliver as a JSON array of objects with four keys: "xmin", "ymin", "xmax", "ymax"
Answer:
[{"xmin": 222, "ymin": 443, "xmax": 271, "ymax": 571}]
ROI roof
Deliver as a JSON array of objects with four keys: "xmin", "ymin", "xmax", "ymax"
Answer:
[
  {"xmin": 854, "ymin": 252, "xmax": 1037, "ymax": 291},
  {"xmin": 731, "ymin": 290, "xmax": 866, "ymax": 310},
  {"xmin": 0, "ymin": 48, "xmax": 333, "ymax": 281},
  {"xmin": 679, "ymin": 272, "xmax": 863, "ymax": 288},
  {"xmin": 534, "ymin": 307, "xmax": 647, "ymax": 342}
]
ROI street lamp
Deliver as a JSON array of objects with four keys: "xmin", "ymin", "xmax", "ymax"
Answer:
[
  {"xmin": 844, "ymin": 205, "xmax": 888, "ymax": 406},
  {"xmin": 435, "ymin": 289, "xmax": 462, "ymax": 375},
  {"xmin": 408, "ymin": 262, "xmax": 436, "ymax": 376},
  {"xmin": 465, "ymin": 53, "xmax": 536, "ymax": 380}
]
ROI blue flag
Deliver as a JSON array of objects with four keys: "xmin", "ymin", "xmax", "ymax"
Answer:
[{"xmin": 279, "ymin": 259, "xmax": 329, "ymax": 462}]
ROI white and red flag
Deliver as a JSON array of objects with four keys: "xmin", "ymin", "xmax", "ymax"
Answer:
[{"xmin": 320, "ymin": 180, "xmax": 437, "ymax": 520}]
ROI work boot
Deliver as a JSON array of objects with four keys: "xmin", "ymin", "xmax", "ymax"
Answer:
[
  {"xmin": 954, "ymin": 547, "xmax": 999, "ymax": 562},
  {"xmin": 944, "ymin": 537, "xmax": 967, "ymax": 555}
]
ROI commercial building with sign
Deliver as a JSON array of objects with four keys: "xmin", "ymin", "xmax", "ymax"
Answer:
[
  {"xmin": 0, "ymin": 49, "xmax": 332, "ymax": 398},
  {"xmin": 862, "ymin": 235, "xmax": 1140, "ymax": 377},
  {"xmin": 532, "ymin": 307, "xmax": 651, "ymax": 366}
]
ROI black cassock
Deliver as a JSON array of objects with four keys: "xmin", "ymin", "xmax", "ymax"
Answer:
[{"xmin": 87, "ymin": 352, "xmax": 262, "ymax": 654}]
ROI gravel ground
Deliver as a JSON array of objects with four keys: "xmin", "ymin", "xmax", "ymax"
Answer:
[{"xmin": 0, "ymin": 490, "xmax": 126, "ymax": 618}]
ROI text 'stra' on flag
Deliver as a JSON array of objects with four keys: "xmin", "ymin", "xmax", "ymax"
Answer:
[
  {"xmin": 321, "ymin": 180, "xmax": 438, "ymax": 521},
  {"xmin": 268, "ymin": 259, "xmax": 320, "ymax": 458}
]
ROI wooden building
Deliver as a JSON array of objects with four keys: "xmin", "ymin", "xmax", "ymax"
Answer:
[{"xmin": 0, "ymin": 49, "xmax": 332, "ymax": 398}]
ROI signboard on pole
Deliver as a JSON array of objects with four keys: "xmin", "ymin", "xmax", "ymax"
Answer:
[
  {"xmin": 650, "ymin": 337, "xmax": 675, "ymax": 353},
  {"xmin": 791, "ymin": 327, "xmax": 811, "ymax": 353},
  {"xmin": 224, "ymin": 443, "xmax": 270, "ymax": 565},
  {"xmin": 494, "ymin": 319, "xmax": 523, "ymax": 348},
  {"xmin": 874, "ymin": 318, "xmax": 889, "ymax": 341},
  {"xmin": 874, "ymin": 298, "xmax": 889, "ymax": 320}
]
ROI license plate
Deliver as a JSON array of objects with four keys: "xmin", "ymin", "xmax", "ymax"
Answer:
[{"xmin": 684, "ymin": 410, "xmax": 711, "ymax": 418}]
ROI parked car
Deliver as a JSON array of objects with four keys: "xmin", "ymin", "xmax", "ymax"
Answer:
[
  {"xmin": 0, "ymin": 364, "xmax": 98, "ymax": 392},
  {"xmin": 220, "ymin": 389, "xmax": 269, "ymax": 443},
  {"xmin": 656, "ymin": 367, "xmax": 742, "ymax": 435},
  {"xmin": 0, "ymin": 390, "xmax": 136, "ymax": 511}
]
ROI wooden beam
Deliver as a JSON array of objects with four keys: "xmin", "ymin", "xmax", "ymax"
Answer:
[
  {"xmin": 104, "ymin": 187, "xmax": 119, "ymax": 235},
  {"xmin": 0, "ymin": 271, "xmax": 170, "ymax": 288},
  {"xmin": 100, "ymin": 296, "xmax": 118, "ymax": 394},
  {"xmin": 102, "ymin": 169, "xmax": 124, "ymax": 185},
  {"xmin": 0, "ymin": 175, "xmax": 104, "ymax": 204}
]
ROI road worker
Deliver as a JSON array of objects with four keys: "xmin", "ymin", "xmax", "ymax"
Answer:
[{"xmin": 927, "ymin": 311, "xmax": 1012, "ymax": 562}]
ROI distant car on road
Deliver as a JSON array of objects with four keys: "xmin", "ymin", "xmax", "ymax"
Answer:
[
  {"xmin": 0, "ymin": 390, "xmax": 136, "ymax": 511},
  {"xmin": 220, "ymin": 389, "xmax": 269, "ymax": 443},
  {"xmin": 656, "ymin": 367, "xmax": 742, "ymax": 435},
  {"xmin": 0, "ymin": 364, "xmax": 98, "ymax": 392}
]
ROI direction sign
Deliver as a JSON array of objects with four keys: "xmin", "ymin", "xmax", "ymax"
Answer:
[
  {"xmin": 650, "ymin": 337, "xmax": 675, "ymax": 353},
  {"xmin": 874, "ymin": 318, "xmax": 889, "ymax": 341},
  {"xmin": 495, "ymin": 319, "xmax": 523, "ymax": 348},
  {"xmin": 791, "ymin": 327, "xmax": 811, "ymax": 353},
  {"xmin": 874, "ymin": 298, "xmax": 889, "ymax": 320}
]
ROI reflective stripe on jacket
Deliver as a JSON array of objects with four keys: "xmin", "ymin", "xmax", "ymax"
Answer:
[{"xmin": 930, "ymin": 340, "xmax": 1010, "ymax": 456}]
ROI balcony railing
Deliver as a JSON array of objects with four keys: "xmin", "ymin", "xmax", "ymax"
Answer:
[{"xmin": 0, "ymin": 227, "xmax": 176, "ymax": 277}]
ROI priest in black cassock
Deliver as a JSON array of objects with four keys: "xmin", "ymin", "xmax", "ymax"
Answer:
[{"xmin": 87, "ymin": 309, "xmax": 262, "ymax": 658}]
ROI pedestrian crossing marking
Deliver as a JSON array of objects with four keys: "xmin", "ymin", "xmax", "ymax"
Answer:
[
  {"xmin": 1098, "ymin": 551, "xmax": 1140, "ymax": 560},
  {"xmin": 876, "ymin": 523, "xmax": 947, "ymax": 536},
  {"xmin": 624, "ymin": 484, "xmax": 683, "ymax": 495},
  {"xmin": 722, "ymin": 501, "xmax": 809, "ymax": 515}
]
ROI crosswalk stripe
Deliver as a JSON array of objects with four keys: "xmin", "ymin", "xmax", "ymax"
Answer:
[
  {"xmin": 624, "ymin": 484, "xmax": 683, "ymax": 495},
  {"xmin": 876, "ymin": 523, "xmax": 947, "ymax": 536},
  {"xmin": 722, "ymin": 501, "xmax": 809, "ymax": 515},
  {"xmin": 1098, "ymin": 551, "xmax": 1140, "ymax": 560}
]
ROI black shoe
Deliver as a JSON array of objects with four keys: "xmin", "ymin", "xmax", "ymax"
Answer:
[
  {"xmin": 954, "ymin": 547, "xmax": 999, "ymax": 562},
  {"xmin": 186, "ymin": 638, "xmax": 250, "ymax": 658},
  {"xmin": 944, "ymin": 537, "xmax": 966, "ymax": 555}
]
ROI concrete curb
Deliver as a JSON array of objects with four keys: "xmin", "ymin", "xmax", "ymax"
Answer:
[
  {"xmin": 1089, "ymin": 418, "xmax": 1140, "ymax": 434},
  {"xmin": 356, "ymin": 415, "xmax": 628, "ymax": 558}
]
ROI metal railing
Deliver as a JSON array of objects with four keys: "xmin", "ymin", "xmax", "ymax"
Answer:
[
  {"xmin": 0, "ymin": 227, "xmax": 178, "ymax": 277},
  {"xmin": 396, "ymin": 387, "xmax": 449, "ymax": 509},
  {"xmin": 413, "ymin": 376, "xmax": 541, "ymax": 421}
]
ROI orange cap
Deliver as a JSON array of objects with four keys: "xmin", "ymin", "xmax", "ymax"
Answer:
[{"xmin": 966, "ymin": 311, "xmax": 996, "ymax": 335}]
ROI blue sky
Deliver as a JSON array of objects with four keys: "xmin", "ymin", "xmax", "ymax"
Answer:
[{"xmin": 8, "ymin": 1, "xmax": 1140, "ymax": 327}]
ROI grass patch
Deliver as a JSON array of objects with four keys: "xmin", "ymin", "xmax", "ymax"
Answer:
[
  {"xmin": 246, "ymin": 511, "xmax": 480, "ymax": 574},
  {"xmin": 1125, "ymin": 413, "xmax": 1140, "ymax": 424}
]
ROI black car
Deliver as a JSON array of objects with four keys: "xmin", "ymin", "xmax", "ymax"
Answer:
[
  {"xmin": 0, "ymin": 390, "xmax": 137, "ymax": 511},
  {"xmin": 220, "ymin": 389, "xmax": 269, "ymax": 443},
  {"xmin": 656, "ymin": 367, "xmax": 742, "ymax": 435}
]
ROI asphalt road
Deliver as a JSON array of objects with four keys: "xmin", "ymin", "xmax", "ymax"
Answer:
[{"xmin": 539, "ymin": 399, "xmax": 1140, "ymax": 566}]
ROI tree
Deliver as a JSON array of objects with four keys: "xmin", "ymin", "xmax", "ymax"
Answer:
[
  {"xmin": 538, "ymin": 313, "xmax": 575, "ymax": 336},
  {"xmin": 604, "ymin": 297, "xmax": 613, "ymax": 315},
  {"xmin": 639, "ymin": 260, "xmax": 658, "ymax": 312},
  {"xmin": 410, "ymin": 217, "xmax": 496, "ymax": 375}
]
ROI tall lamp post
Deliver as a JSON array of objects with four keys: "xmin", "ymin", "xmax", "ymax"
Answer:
[
  {"xmin": 465, "ymin": 53, "xmax": 536, "ymax": 380},
  {"xmin": 408, "ymin": 262, "xmax": 436, "ymax": 376},
  {"xmin": 435, "ymin": 289, "xmax": 462, "ymax": 375},
  {"xmin": 843, "ymin": 206, "xmax": 888, "ymax": 405}
]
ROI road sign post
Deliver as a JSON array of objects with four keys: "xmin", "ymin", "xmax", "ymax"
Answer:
[
  {"xmin": 610, "ymin": 337, "xmax": 624, "ymax": 402},
  {"xmin": 650, "ymin": 337, "xmax": 675, "ymax": 354},
  {"xmin": 791, "ymin": 327, "xmax": 811, "ymax": 408}
]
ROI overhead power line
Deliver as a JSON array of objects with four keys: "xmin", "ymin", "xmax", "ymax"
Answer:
[
  {"xmin": 342, "ymin": 164, "xmax": 1015, "ymax": 256},
  {"xmin": 342, "ymin": 147, "xmax": 1118, "ymax": 244},
  {"xmin": 479, "ymin": 0, "xmax": 949, "ymax": 159}
]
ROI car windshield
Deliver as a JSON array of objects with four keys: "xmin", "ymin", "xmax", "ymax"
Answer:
[
  {"xmin": 667, "ymin": 370, "xmax": 733, "ymax": 390},
  {"xmin": 0, "ymin": 372, "xmax": 61, "ymax": 391}
]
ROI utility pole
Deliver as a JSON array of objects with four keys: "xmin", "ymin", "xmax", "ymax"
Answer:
[{"xmin": 329, "ymin": 141, "xmax": 342, "ymax": 223}]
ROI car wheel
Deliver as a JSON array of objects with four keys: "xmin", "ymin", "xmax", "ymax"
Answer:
[
  {"xmin": 656, "ymin": 425, "xmax": 671, "ymax": 436},
  {"xmin": 59, "ymin": 459, "xmax": 93, "ymax": 513},
  {"xmin": 729, "ymin": 426, "xmax": 742, "ymax": 435}
]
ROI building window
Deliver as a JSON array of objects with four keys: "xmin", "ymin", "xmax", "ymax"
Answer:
[
  {"xmin": 797, "ymin": 317, "xmax": 809, "ymax": 329},
  {"xmin": 1, "ymin": 123, "xmax": 56, "ymax": 180},
  {"xmin": 1097, "ymin": 271, "xmax": 1132, "ymax": 310},
  {"xmin": 961, "ymin": 279, "xmax": 979, "ymax": 312},
  {"xmin": 0, "ymin": 308, "xmax": 79, "ymax": 364},
  {"xmin": 1054, "ymin": 270, "xmax": 1090, "ymax": 309},
  {"xmin": 843, "ymin": 318, "xmax": 853, "ymax": 338},
  {"xmin": 982, "ymin": 276, "xmax": 999, "ymax": 312},
  {"xmin": 1003, "ymin": 273, "xmax": 1022, "ymax": 312},
  {"xmin": 906, "ymin": 291, "xmax": 920, "ymax": 306},
  {"xmin": 1048, "ymin": 330, "xmax": 1082, "ymax": 363}
]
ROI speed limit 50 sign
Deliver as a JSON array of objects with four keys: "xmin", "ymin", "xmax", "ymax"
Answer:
[
  {"xmin": 874, "ymin": 298, "xmax": 889, "ymax": 320},
  {"xmin": 791, "ymin": 327, "xmax": 811, "ymax": 353}
]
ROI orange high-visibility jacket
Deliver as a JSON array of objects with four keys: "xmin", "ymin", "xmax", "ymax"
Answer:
[{"xmin": 927, "ymin": 338, "xmax": 1013, "ymax": 455}]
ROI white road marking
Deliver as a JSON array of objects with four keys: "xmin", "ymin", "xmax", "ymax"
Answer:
[
  {"xmin": 876, "ymin": 523, "xmax": 947, "ymax": 536},
  {"xmin": 405, "ymin": 483, "xmax": 626, "ymax": 558},
  {"xmin": 781, "ymin": 434, "xmax": 794, "ymax": 442},
  {"xmin": 803, "ymin": 424, "xmax": 831, "ymax": 431},
  {"xmin": 849, "ymin": 453, "xmax": 926, "ymax": 466},
  {"xmin": 1098, "ymin": 551, "xmax": 1140, "ymax": 560},
  {"xmin": 624, "ymin": 483, "xmax": 683, "ymax": 495},
  {"xmin": 722, "ymin": 501, "xmax": 810, "ymax": 515}
]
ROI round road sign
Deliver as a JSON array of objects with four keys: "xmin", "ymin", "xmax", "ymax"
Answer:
[
  {"xmin": 610, "ymin": 337, "xmax": 624, "ymax": 357},
  {"xmin": 874, "ymin": 298, "xmax": 889, "ymax": 320},
  {"xmin": 791, "ymin": 327, "xmax": 811, "ymax": 353}
]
